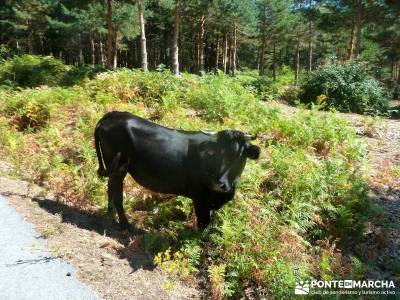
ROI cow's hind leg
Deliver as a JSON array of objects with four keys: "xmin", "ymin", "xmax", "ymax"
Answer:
[
  {"xmin": 107, "ymin": 154, "xmax": 130, "ymax": 230},
  {"xmin": 105, "ymin": 154, "xmax": 120, "ymax": 222},
  {"xmin": 108, "ymin": 174, "xmax": 130, "ymax": 230}
]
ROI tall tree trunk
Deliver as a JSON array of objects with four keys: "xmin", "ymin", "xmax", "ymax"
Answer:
[
  {"xmin": 222, "ymin": 30, "xmax": 228, "ymax": 74},
  {"xmin": 295, "ymin": 39, "xmax": 300, "ymax": 86},
  {"xmin": 99, "ymin": 34, "xmax": 105, "ymax": 67},
  {"xmin": 171, "ymin": 0, "xmax": 181, "ymax": 76},
  {"xmin": 347, "ymin": 14, "xmax": 356, "ymax": 60},
  {"xmin": 391, "ymin": 59, "xmax": 395, "ymax": 81},
  {"xmin": 272, "ymin": 39, "xmax": 276, "ymax": 81},
  {"xmin": 259, "ymin": 34, "xmax": 266, "ymax": 76},
  {"xmin": 137, "ymin": 0, "xmax": 148, "ymax": 71},
  {"xmin": 198, "ymin": 15, "xmax": 205, "ymax": 75},
  {"xmin": 228, "ymin": 33, "xmax": 232, "ymax": 75},
  {"xmin": 78, "ymin": 34, "xmax": 84, "ymax": 66},
  {"xmin": 355, "ymin": 17, "xmax": 362, "ymax": 58},
  {"xmin": 308, "ymin": 20, "xmax": 312, "ymax": 72},
  {"xmin": 90, "ymin": 32, "xmax": 95, "ymax": 66},
  {"xmin": 27, "ymin": 21, "xmax": 34, "ymax": 54},
  {"xmin": 232, "ymin": 23, "xmax": 237, "ymax": 76},
  {"xmin": 196, "ymin": 32, "xmax": 200, "ymax": 70},
  {"xmin": 106, "ymin": 0, "xmax": 114, "ymax": 68},
  {"xmin": 397, "ymin": 62, "xmax": 400, "ymax": 83},
  {"xmin": 113, "ymin": 30, "xmax": 118, "ymax": 69},
  {"xmin": 215, "ymin": 37, "xmax": 220, "ymax": 71}
]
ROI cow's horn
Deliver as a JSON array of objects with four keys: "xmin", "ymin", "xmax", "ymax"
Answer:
[
  {"xmin": 201, "ymin": 130, "xmax": 217, "ymax": 135},
  {"xmin": 245, "ymin": 133, "xmax": 257, "ymax": 140}
]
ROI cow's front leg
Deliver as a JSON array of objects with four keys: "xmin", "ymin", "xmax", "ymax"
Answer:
[
  {"xmin": 107, "ymin": 160, "xmax": 130, "ymax": 230},
  {"xmin": 193, "ymin": 199, "xmax": 211, "ymax": 230}
]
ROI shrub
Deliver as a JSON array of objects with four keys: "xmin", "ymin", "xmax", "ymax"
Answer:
[
  {"xmin": 0, "ymin": 55, "xmax": 70, "ymax": 87},
  {"xmin": 300, "ymin": 62, "xmax": 389, "ymax": 114},
  {"xmin": 249, "ymin": 65, "xmax": 295, "ymax": 101},
  {"xmin": 0, "ymin": 55, "xmax": 106, "ymax": 88}
]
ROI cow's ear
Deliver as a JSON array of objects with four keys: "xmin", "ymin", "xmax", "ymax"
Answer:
[
  {"xmin": 246, "ymin": 144, "xmax": 261, "ymax": 160},
  {"xmin": 198, "ymin": 141, "xmax": 217, "ymax": 157}
]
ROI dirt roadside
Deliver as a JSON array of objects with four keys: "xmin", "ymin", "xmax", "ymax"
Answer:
[{"xmin": 0, "ymin": 165, "xmax": 199, "ymax": 300}]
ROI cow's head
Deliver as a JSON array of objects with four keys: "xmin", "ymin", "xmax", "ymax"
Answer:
[{"xmin": 199, "ymin": 130, "xmax": 260, "ymax": 207}]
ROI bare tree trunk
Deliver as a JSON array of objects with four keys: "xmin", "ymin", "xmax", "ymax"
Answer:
[
  {"xmin": 113, "ymin": 30, "xmax": 118, "ymax": 69},
  {"xmin": 198, "ymin": 15, "xmax": 205, "ymax": 75},
  {"xmin": 232, "ymin": 23, "xmax": 237, "ymax": 76},
  {"xmin": 171, "ymin": 0, "xmax": 181, "ymax": 76},
  {"xmin": 347, "ymin": 14, "xmax": 356, "ymax": 60},
  {"xmin": 99, "ymin": 34, "xmax": 105, "ymax": 67},
  {"xmin": 215, "ymin": 37, "xmax": 220, "ymax": 70},
  {"xmin": 391, "ymin": 59, "xmax": 395, "ymax": 81},
  {"xmin": 355, "ymin": 17, "xmax": 362, "ymax": 58},
  {"xmin": 228, "ymin": 33, "xmax": 233, "ymax": 75},
  {"xmin": 90, "ymin": 32, "xmax": 95, "ymax": 66},
  {"xmin": 308, "ymin": 20, "xmax": 312, "ymax": 72},
  {"xmin": 137, "ymin": 0, "xmax": 148, "ymax": 71},
  {"xmin": 397, "ymin": 62, "xmax": 400, "ymax": 83},
  {"xmin": 259, "ymin": 34, "xmax": 266, "ymax": 76},
  {"xmin": 27, "ymin": 21, "xmax": 34, "ymax": 54},
  {"xmin": 272, "ymin": 39, "xmax": 276, "ymax": 81},
  {"xmin": 222, "ymin": 30, "xmax": 228, "ymax": 74},
  {"xmin": 77, "ymin": 34, "xmax": 84, "ymax": 65},
  {"xmin": 106, "ymin": 0, "xmax": 114, "ymax": 68},
  {"xmin": 295, "ymin": 39, "xmax": 300, "ymax": 86},
  {"xmin": 196, "ymin": 32, "xmax": 200, "ymax": 70}
]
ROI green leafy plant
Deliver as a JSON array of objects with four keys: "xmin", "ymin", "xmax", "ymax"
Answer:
[{"xmin": 300, "ymin": 62, "xmax": 389, "ymax": 114}]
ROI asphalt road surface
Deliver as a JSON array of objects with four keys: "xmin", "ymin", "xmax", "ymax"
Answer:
[{"xmin": 0, "ymin": 194, "xmax": 99, "ymax": 300}]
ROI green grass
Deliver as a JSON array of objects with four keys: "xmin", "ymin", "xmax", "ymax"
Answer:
[{"xmin": 0, "ymin": 57, "xmax": 374, "ymax": 298}]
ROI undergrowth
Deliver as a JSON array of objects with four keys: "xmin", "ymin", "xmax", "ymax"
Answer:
[{"xmin": 0, "ymin": 57, "xmax": 374, "ymax": 298}]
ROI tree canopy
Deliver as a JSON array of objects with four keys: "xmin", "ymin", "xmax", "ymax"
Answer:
[{"xmin": 0, "ymin": 0, "xmax": 399, "ymax": 82}]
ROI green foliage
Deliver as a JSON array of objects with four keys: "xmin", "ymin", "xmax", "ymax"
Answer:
[
  {"xmin": 0, "ymin": 45, "xmax": 13, "ymax": 62},
  {"xmin": 236, "ymin": 66, "xmax": 296, "ymax": 101},
  {"xmin": 0, "ymin": 55, "xmax": 105, "ymax": 88},
  {"xmin": 0, "ymin": 55, "xmax": 70, "ymax": 87},
  {"xmin": 300, "ymin": 62, "xmax": 389, "ymax": 114},
  {"xmin": 0, "ymin": 57, "xmax": 374, "ymax": 298}
]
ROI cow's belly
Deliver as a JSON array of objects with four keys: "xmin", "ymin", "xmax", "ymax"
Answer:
[{"xmin": 128, "ymin": 159, "xmax": 188, "ymax": 196}]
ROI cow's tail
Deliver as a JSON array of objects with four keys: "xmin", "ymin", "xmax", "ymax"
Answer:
[{"xmin": 94, "ymin": 125, "xmax": 108, "ymax": 178}]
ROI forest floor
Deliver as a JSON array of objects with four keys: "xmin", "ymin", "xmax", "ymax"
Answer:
[{"xmin": 0, "ymin": 102, "xmax": 399, "ymax": 299}]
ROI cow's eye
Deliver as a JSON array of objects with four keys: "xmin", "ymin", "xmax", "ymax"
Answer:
[{"xmin": 206, "ymin": 149, "xmax": 216, "ymax": 156}]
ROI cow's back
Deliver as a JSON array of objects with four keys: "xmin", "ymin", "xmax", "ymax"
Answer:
[{"xmin": 96, "ymin": 111, "xmax": 206, "ymax": 196}]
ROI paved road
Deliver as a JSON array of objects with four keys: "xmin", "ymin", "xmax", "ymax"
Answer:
[{"xmin": 0, "ymin": 195, "xmax": 99, "ymax": 300}]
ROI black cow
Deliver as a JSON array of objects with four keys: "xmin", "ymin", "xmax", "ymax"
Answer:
[{"xmin": 94, "ymin": 111, "xmax": 260, "ymax": 231}]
